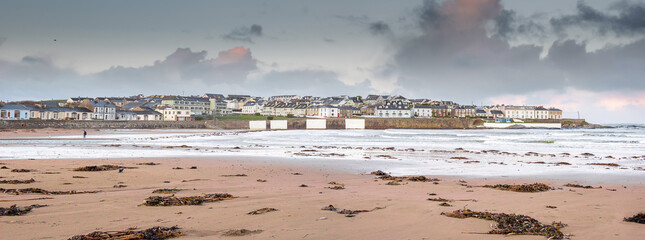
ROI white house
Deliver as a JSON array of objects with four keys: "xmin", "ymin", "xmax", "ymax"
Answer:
[
  {"xmin": 502, "ymin": 106, "xmax": 535, "ymax": 119},
  {"xmin": 116, "ymin": 110, "xmax": 137, "ymax": 121},
  {"xmin": 315, "ymin": 105, "xmax": 339, "ymax": 118},
  {"xmin": 161, "ymin": 96, "xmax": 210, "ymax": 115},
  {"xmin": 242, "ymin": 101, "xmax": 264, "ymax": 114},
  {"xmin": 376, "ymin": 101, "xmax": 412, "ymax": 118},
  {"xmin": 413, "ymin": 106, "xmax": 433, "ymax": 118},
  {"xmin": 159, "ymin": 106, "xmax": 192, "ymax": 121},
  {"xmin": 269, "ymin": 95, "xmax": 300, "ymax": 102},
  {"xmin": 132, "ymin": 108, "xmax": 163, "ymax": 121},
  {"xmin": 535, "ymin": 107, "xmax": 549, "ymax": 119},
  {"xmin": 0, "ymin": 105, "xmax": 31, "ymax": 120},
  {"xmin": 92, "ymin": 101, "xmax": 117, "ymax": 120}
]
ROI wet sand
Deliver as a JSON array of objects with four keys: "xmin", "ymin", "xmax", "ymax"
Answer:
[
  {"xmin": 0, "ymin": 128, "xmax": 102, "ymax": 138},
  {"xmin": 1, "ymin": 157, "xmax": 644, "ymax": 239}
]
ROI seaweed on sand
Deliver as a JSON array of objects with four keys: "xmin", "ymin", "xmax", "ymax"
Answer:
[
  {"xmin": 321, "ymin": 204, "xmax": 385, "ymax": 217},
  {"xmin": 68, "ymin": 226, "xmax": 181, "ymax": 240},
  {"xmin": 73, "ymin": 165, "xmax": 134, "ymax": 171},
  {"xmin": 370, "ymin": 170, "xmax": 441, "ymax": 182},
  {"xmin": 482, "ymin": 183, "xmax": 553, "ymax": 192},
  {"xmin": 0, "ymin": 178, "xmax": 35, "ymax": 184},
  {"xmin": 136, "ymin": 162, "xmax": 159, "ymax": 166},
  {"xmin": 624, "ymin": 213, "xmax": 645, "ymax": 224},
  {"xmin": 221, "ymin": 229, "xmax": 263, "ymax": 236},
  {"xmin": 142, "ymin": 193, "xmax": 236, "ymax": 206},
  {"xmin": 0, "ymin": 188, "xmax": 100, "ymax": 195},
  {"xmin": 221, "ymin": 174, "xmax": 247, "ymax": 177},
  {"xmin": 442, "ymin": 209, "xmax": 568, "ymax": 239},
  {"xmin": 152, "ymin": 188, "xmax": 182, "ymax": 194},
  {"xmin": 248, "ymin": 208, "xmax": 278, "ymax": 215},
  {"xmin": 0, "ymin": 204, "xmax": 46, "ymax": 216},
  {"xmin": 327, "ymin": 181, "xmax": 345, "ymax": 190},
  {"xmin": 564, "ymin": 183, "xmax": 601, "ymax": 189}
]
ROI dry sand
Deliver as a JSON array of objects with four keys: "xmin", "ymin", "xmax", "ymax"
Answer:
[{"xmin": 0, "ymin": 157, "xmax": 644, "ymax": 240}]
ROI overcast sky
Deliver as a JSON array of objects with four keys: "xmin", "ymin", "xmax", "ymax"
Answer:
[{"xmin": 1, "ymin": 0, "xmax": 644, "ymax": 123}]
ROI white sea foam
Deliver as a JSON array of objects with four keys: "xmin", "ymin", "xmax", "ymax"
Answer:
[{"xmin": 1, "ymin": 127, "xmax": 644, "ymax": 178}]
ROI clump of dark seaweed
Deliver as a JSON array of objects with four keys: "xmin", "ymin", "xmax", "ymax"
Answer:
[
  {"xmin": 442, "ymin": 209, "xmax": 568, "ymax": 239},
  {"xmin": 221, "ymin": 174, "xmax": 247, "ymax": 177},
  {"xmin": 564, "ymin": 183, "xmax": 601, "ymax": 189},
  {"xmin": 0, "ymin": 178, "xmax": 35, "ymax": 184},
  {"xmin": 321, "ymin": 204, "xmax": 385, "ymax": 217},
  {"xmin": 0, "ymin": 204, "xmax": 46, "ymax": 216},
  {"xmin": 221, "ymin": 229, "xmax": 263, "ymax": 236},
  {"xmin": 624, "ymin": 213, "xmax": 645, "ymax": 224},
  {"xmin": 587, "ymin": 163, "xmax": 620, "ymax": 167},
  {"xmin": 439, "ymin": 203, "xmax": 452, "ymax": 207},
  {"xmin": 327, "ymin": 185, "xmax": 345, "ymax": 190},
  {"xmin": 371, "ymin": 170, "xmax": 440, "ymax": 182},
  {"xmin": 428, "ymin": 197, "xmax": 451, "ymax": 202},
  {"xmin": 386, "ymin": 180, "xmax": 402, "ymax": 185},
  {"xmin": 142, "ymin": 193, "xmax": 236, "ymax": 206},
  {"xmin": 136, "ymin": 162, "xmax": 159, "ymax": 166},
  {"xmin": 68, "ymin": 226, "xmax": 181, "ymax": 240},
  {"xmin": 73, "ymin": 165, "xmax": 131, "ymax": 171},
  {"xmin": 11, "ymin": 169, "xmax": 33, "ymax": 173},
  {"xmin": 152, "ymin": 188, "xmax": 182, "ymax": 194},
  {"xmin": 0, "ymin": 188, "xmax": 100, "ymax": 195},
  {"xmin": 248, "ymin": 208, "xmax": 278, "ymax": 215},
  {"xmin": 482, "ymin": 183, "xmax": 553, "ymax": 192}
]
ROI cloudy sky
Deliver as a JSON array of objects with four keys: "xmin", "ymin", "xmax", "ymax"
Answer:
[{"xmin": 1, "ymin": 0, "xmax": 644, "ymax": 123}]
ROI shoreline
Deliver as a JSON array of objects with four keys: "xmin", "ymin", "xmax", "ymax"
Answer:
[
  {"xmin": 1, "ymin": 157, "xmax": 644, "ymax": 239},
  {"xmin": 0, "ymin": 118, "xmax": 597, "ymax": 130},
  {"xmin": 1, "ymin": 128, "xmax": 644, "ymax": 183}
]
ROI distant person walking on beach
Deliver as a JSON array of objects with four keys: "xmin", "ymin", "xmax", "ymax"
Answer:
[{"xmin": 83, "ymin": 130, "xmax": 87, "ymax": 139}]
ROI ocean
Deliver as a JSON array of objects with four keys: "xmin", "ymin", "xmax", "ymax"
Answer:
[{"xmin": 1, "ymin": 125, "xmax": 644, "ymax": 180}]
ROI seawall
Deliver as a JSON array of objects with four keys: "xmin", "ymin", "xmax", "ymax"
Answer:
[{"xmin": 0, "ymin": 118, "xmax": 586, "ymax": 130}]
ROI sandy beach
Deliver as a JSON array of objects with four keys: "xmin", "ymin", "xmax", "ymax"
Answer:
[{"xmin": 1, "ymin": 155, "xmax": 644, "ymax": 239}]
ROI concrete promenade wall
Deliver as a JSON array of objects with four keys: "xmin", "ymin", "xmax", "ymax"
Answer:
[
  {"xmin": 0, "ymin": 120, "xmax": 208, "ymax": 129},
  {"xmin": 1, "ymin": 118, "xmax": 585, "ymax": 130}
]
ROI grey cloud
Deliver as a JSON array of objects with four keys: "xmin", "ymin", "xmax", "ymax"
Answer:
[
  {"xmin": 96, "ymin": 47, "xmax": 257, "ymax": 86},
  {"xmin": 389, "ymin": 0, "xmax": 645, "ymax": 102},
  {"xmin": 246, "ymin": 69, "xmax": 371, "ymax": 97},
  {"xmin": 491, "ymin": 9, "xmax": 546, "ymax": 42},
  {"xmin": 323, "ymin": 37, "xmax": 335, "ymax": 43},
  {"xmin": 222, "ymin": 24, "xmax": 263, "ymax": 43},
  {"xmin": 550, "ymin": 1, "xmax": 645, "ymax": 37},
  {"xmin": 0, "ymin": 36, "xmax": 6, "ymax": 46},
  {"xmin": 546, "ymin": 39, "xmax": 645, "ymax": 91},
  {"xmin": 369, "ymin": 21, "xmax": 392, "ymax": 35},
  {"xmin": 0, "ymin": 47, "xmax": 374, "ymax": 100},
  {"xmin": 334, "ymin": 14, "xmax": 370, "ymax": 24}
]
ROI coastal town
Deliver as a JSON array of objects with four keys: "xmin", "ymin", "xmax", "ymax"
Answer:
[{"xmin": 0, "ymin": 94, "xmax": 562, "ymax": 121}]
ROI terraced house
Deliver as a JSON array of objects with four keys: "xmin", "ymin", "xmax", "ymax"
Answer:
[
  {"xmin": 79, "ymin": 100, "xmax": 116, "ymax": 120},
  {"xmin": 161, "ymin": 96, "xmax": 210, "ymax": 116},
  {"xmin": 376, "ymin": 101, "xmax": 412, "ymax": 118},
  {"xmin": 0, "ymin": 104, "xmax": 31, "ymax": 120}
]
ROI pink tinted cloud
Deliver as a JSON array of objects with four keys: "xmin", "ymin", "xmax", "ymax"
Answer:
[
  {"xmin": 212, "ymin": 46, "xmax": 253, "ymax": 65},
  {"xmin": 599, "ymin": 96, "xmax": 645, "ymax": 111},
  {"xmin": 487, "ymin": 88, "xmax": 645, "ymax": 122}
]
